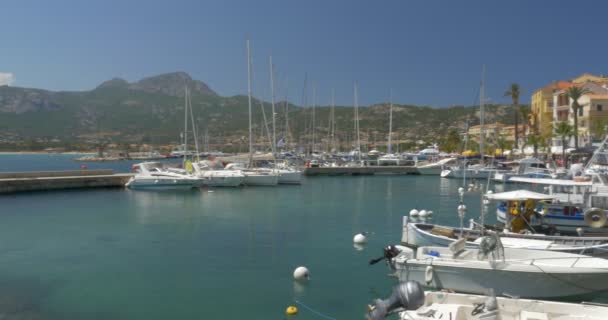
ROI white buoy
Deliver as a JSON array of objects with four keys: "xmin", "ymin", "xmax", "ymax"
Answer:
[
  {"xmin": 409, "ymin": 209, "xmax": 419, "ymax": 217},
  {"xmin": 293, "ymin": 266, "xmax": 310, "ymax": 281},
  {"xmin": 426, "ymin": 210, "xmax": 433, "ymax": 216},
  {"xmin": 458, "ymin": 187, "xmax": 464, "ymax": 194},
  {"xmin": 353, "ymin": 233, "xmax": 368, "ymax": 244},
  {"xmin": 486, "ymin": 190, "xmax": 493, "ymax": 194},
  {"xmin": 419, "ymin": 210, "xmax": 428, "ymax": 217}
]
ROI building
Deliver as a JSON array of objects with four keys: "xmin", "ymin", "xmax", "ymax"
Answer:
[
  {"xmin": 552, "ymin": 80, "xmax": 608, "ymax": 148},
  {"xmin": 531, "ymin": 73, "xmax": 608, "ymax": 152},
  {"xmin": 467, "ymin": 122, "xmax": 522, "ymax": 143},
  {"xmin": 530, "ymin": 81, "xmax": 572, "ymax": 137}
]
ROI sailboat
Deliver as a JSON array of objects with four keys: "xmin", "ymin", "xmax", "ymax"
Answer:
[
  {"xmin": 239, "ymin": 39, "xmax": 279, "ymax": 186},
  {"xmin": 441, "ymin": 66, "xmax": 509, "ymax": 179},
  {"xmin": 268, "ymin": 55, "xmax": 302, "ymax": 185},
  {"xmin": 378, "ymin": 93, "xmax": 403, "ymax": 166}
]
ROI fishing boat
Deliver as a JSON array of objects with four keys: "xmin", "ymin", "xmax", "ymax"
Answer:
[
  {"xmin": 125, "ymin": 162, "xmax": 201, "ymax": 190},
  {"xmin": 403, "ymin": 218, "xmax": 608, "ymax": 257},
  {"xmin": 494, "ymin": 181, "xmax": 608, "ymax": 234},
  {"xmin": 401, "ymin": 190, "xmax": 608, "ymax": 256},
  {"xmin": 390, "ymin": 235, "xmax": 608, "ymax": 299},
  {"xmin": 367, "ymin": 281, "xmax": 608, "ymax": 320}
]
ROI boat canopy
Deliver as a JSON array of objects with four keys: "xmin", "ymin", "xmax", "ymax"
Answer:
[
  {"xmin": 509, "ymin": 177, "xmax": 592, "ymax": 186},
  {"xmin": 486, "ymin": 190, "xmax": 555, "ymax": 201}
]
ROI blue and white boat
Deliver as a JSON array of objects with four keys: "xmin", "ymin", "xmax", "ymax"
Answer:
[{"xmin": 493, "ymin": 157, "xmax": 557, "ymax": 183}]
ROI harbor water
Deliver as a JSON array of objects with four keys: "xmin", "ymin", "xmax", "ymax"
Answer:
[{"xmin": 0, "ymin": 154, "xmax": 604, "ymax": 319}]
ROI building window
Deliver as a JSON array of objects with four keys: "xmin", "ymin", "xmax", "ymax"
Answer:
[
  {"xmin": 598, "ymin": 104, "xmax": 603, "ymax": 111},
  {"xmin": 579, "ymin": 108, "xmax": 584, "ymax": 116}
]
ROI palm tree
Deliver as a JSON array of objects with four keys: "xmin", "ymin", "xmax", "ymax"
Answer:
[
  {"xmin": 519, "ymin": 105, "xmax": 531, "ymax": 142},
  {"xmin": 565, "ymin": 85, "xmax": 590, "ymax": 149},
  {"xmin": 525, "ymin": 133, "xmax": 543, "ymax": 158},
  {"xmin": 495, "ymin": 136, "xmax": 508, "ymax": 157},
  {"xmin": 554, "ymin": 121, "xmax": 574, "ymax": 168},
  {"xmin": 504, "ymin": 83, "xmax": 520, "ymax": 149}
]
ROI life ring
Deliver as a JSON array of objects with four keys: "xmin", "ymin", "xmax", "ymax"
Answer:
[{"xmin": 425, "ymin": 265, "xmax": 433, "ymax": 284}]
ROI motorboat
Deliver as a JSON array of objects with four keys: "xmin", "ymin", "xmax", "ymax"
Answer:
[
  {"xmin": 191, "ymin": 162, "xmax": 244, "ymax": 187},
  {"xmin": 416, "ymin": 157, "xmax": 456, "ymax": 175},
  {"xmin": 125, "ymin": 162, "xmax": 202, "ymax": 190},
  {"xmin": 390, "ymin": 235, "xmax": 608, "ymax": 299},
  {"xmin": 493, "ymin": 157, "xmax": 557, "ymax": 183},
  {"xmin": 367, "ymin": 281, "xmax": 608, "ymax": 320}
]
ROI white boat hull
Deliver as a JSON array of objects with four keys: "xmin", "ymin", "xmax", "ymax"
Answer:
[
  {"xmin": 395, "ymin": 261, "xmax": 607, "ymax": 299},
  {"xmin": 402, "ymin": 219, "xmax": 608, "ymax": 256},
  {"xmin": 277, "ymin": 170, "xmax": 302, "ymax": 184},
  {"xmin": 243, "ymin": 173, "xmax": 279, "ymax": 186},
  {"xmin": 126, "ymin": 177, "xmax": 198, "ymax": 190},
  {"xmin": 416, "ymin": 166, "xmax": 443, "ymax": 175},
  {"xmin": 204, "ymin": 175, "xmax": 243, "ymax": 187}
]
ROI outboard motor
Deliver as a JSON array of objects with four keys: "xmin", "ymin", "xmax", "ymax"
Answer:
[
  {"xmin": 366, "ymin": 281, "xmax": 425, "ymax": 320},
  {"xmin": 369, "ymin": 245, "xmax": 401, "ymax": 265}
]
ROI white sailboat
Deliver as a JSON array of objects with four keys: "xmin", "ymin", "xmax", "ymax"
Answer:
[
  {"xmin": 269, "ymin": 55, "xmax": 301, "ymax": 185},
  {"xmin": 241, "ymin": 39, "xmax": 279, "ymax": 186},
  {"xmin": 442, "ymin": 66, "xmax": 509, "ymax": 179}
]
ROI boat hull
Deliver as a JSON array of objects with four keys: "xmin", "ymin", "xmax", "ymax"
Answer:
[
  {"xmin": 395, "ymin": 262, "xmax": 608, "ymax": 299},
  {"xmin": 416, "ymin": 166, "xmax": 443, "ymax": 175},
  {"xmin": 204, "ymin": 176, "xmax": 243, "ymax": 187},
  {"xmin": 243, "ymin": 173, "xmax": 279, "ymax": 186},
  {"xmin": 278, "ymin": 170, "xmax": 302, "ymax": 184},
  {"xmin": 402, "ymin": 219, "xmax": 608, "ymax": 257},
  {"xmin": 126, "ymin": 177, "xmax": 198, "ymax": 190}
]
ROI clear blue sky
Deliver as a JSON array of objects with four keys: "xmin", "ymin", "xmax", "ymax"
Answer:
[{"xmin": 2, "ymin": 0, "xmax": 607, "ymax": 107}]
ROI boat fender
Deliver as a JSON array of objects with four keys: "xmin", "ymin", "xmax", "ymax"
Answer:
[{"xmin": 425, "ymin": 266, "xmax": 433, "ymax": 284}]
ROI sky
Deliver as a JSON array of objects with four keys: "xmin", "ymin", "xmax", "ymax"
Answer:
[{"xmin": 2, "ymin": 0, "xmax": 608, "ymax": 107}]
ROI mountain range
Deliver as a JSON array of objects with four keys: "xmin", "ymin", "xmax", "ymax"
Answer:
[{"xmin": 0, "ymin": 72, "xmax": 518, "ymax": 150}]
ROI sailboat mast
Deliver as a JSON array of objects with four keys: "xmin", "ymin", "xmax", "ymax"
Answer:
[
  {"xmin": 480, "ymin": 65, "xmax": 485, "ymax": 165},
  {"xmin": 331, "ymin": 89, "xmax": 336, "ymax": 152},
  {"xmin": 354, "ymin": 81, "xmax": 361, "ymax": 161},
  {"xmin": 312, "ymin": 82, "xmax": 316, "ymax": 154},
  {"xmin": 183, "ymin": 86, "xmax": 189, "ymax": 164},
  {"xmin": 269, "ymin": 55, "xmax": 277, "ymax": 155},
  {"xmin": 284, "ymin": 78, "xmax": 289, "ymax": 150},
  {"xmin": 246, "ymin": 39, "xmax": 253, "ymax": 166},
  {"xmin": 388, "ymin": 89, "xmax": 393, "ymax": 154},
  {"xmin": 188, "ymin": 88, "xmax": 200, "ymax": 161}
]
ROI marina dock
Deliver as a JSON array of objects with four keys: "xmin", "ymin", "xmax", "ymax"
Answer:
[
  {"xmin": 0, "ymin": 170, "xmax": 133, "ymax": 194},
  {"xmin": 304, "ymin": 166, "xmax": 418, "ymax": 176}
]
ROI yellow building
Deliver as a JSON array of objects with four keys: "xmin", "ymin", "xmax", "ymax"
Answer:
[{"xmin": 530, "ymin": 81, "xmax": 572, "ymax": 136}]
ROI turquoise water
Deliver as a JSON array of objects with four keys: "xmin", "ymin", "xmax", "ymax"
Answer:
[{"xmin": 0, "ymin": 155, "xmax": 599, "ymax": 319}]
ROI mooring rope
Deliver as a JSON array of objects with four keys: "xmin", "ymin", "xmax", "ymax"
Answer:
[{"xmin": 294, "ymin": 299, "xmax": 337, "ymax": 320}]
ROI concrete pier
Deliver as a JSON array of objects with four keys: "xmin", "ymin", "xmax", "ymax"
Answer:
[
  {"xmin": 0, "ymin": 170, "xmax": 133, "ymax": 194},
  {"xmin": 304, "ymin": 166, "xmax": 418, "ymax": 176}
]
